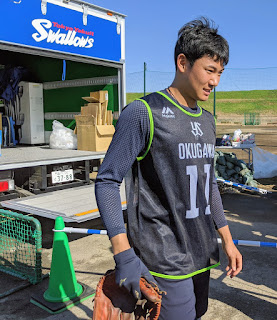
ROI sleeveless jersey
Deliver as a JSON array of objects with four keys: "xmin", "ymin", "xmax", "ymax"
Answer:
[{"xmin": 126, "ymin": 91, "xmax": 220, "ymax": 280}]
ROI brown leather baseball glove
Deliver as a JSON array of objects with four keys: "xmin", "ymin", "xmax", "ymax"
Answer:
[{"xmin": 92, "ymin": 270, "xmax": 163, "ymax": 320}]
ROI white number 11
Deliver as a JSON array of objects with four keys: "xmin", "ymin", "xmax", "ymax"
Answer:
[{"xmin": 186, "ymin": 164, "xmax": 211, "ymax": 219}]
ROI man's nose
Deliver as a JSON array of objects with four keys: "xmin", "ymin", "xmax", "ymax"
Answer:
[{"xmin": 209, "ymin": 75, "xmax": 220, "ymax": 87}]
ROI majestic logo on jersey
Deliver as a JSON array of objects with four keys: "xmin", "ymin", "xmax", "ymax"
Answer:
[
  {"xmin": 162, "ymin": 107, "xmax": 175, "ymax": 118},
  {"xmin": 191, "ymin": 122, "xmax": 203, "ymax": 137}
]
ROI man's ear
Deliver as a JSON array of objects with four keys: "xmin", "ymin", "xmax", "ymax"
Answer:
[{"xmin": 176, "ymin": 53, "xmax": 189, "ymax": 73}]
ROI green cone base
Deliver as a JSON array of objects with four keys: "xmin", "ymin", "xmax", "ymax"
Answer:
[
  {"xmin": 30, "ymin": 282, "xmax": 95, "ymax": 314},
  {"xmin": 43, "ymin": 282, "xmax": 83, "ymax": 303}
]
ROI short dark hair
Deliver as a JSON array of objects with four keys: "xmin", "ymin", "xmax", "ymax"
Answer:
[{"xmin": 174, "ymin": 17, "xmax": 229, "ymax": 68}]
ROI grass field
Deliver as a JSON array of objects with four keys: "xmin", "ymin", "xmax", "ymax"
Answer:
[{"xmin": 126, "ymin": 90, "xmax": 277, "ymax": 115}]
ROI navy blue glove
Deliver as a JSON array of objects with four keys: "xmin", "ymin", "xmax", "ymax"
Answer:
[{"xmin": 114, "ymin": 248, "xmax": 156, "ymax": 299}]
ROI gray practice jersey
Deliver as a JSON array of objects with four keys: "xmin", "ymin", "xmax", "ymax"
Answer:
[
  {"xmin": 95, "ymin": 89, "xmax": 227, "ymax": 278},
  {"xmin": 126, "ymin": 91, "xmax": 219, "ymax": 278}
]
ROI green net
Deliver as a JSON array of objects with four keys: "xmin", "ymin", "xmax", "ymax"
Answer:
[{"xmin": 0, "ymin": 209, "xmax": 42, "ymax": 284}]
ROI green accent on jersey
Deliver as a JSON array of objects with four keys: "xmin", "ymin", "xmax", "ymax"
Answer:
[
  {"xmin": 136, "ymin": 98, "xmax": 154, "ymax": 161},
  {"xmin": 157, "ymin": 91, "xmax": 203, "ymax": 117},
  {"xmin": 149, "ymin": 262, "xmax": 220, "ymax": 279}
]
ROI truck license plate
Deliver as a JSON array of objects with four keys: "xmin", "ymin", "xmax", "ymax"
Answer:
[{"xmin": 51, "ymin": 169, "xmax": 74, "ymax": 184}]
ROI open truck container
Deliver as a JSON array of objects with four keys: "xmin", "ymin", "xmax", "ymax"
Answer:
[{"xmin": 0, "ymin": 0, "xmax": 126, "ymax": 222}]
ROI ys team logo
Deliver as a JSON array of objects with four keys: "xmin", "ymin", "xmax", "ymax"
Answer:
[
  {"xmin": 162, "ymin": 107, "xmax": 175, "ymax": 118},
  {"xmin": 191, "ymin": 122, "xmax": 203, "ymax": 138}
]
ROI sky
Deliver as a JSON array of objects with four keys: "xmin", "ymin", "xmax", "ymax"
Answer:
[{"xmin": 85, "ymin": 0, "xmax": 277, "ymax": 75}]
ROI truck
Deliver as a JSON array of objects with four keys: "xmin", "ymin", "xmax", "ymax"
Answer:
[{"xmin": 0, "ymin": 0, "xmax": 127, "ymax": 222}]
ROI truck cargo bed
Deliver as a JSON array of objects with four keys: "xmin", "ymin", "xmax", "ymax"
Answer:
[
  {"xmin": 1, "ymin": 179, "xmax": 126, "ymax": 222},
  {"xmin": 0, "ymin": 146, "xmax": 105, "ymax": 170}
]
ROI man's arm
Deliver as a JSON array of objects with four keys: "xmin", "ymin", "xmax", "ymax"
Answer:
[
  {"xmin": 211, "ymin": 176, "xmax": 228, "ymax": 229},
  {"xmin": 111, "ymin": 233, "xmax": 131, "ymax": 255},
  {"xmin": 95, "ymin": 100, "xmax": 156, "ymax": 298},
  {"xmin": 217, "ymin": 225, "xmax": 243, "ymax": 278},
  {"xmin": 211, "ymin": 176, "xmax": 242, "ymax": 277},
  {"xmin": 95, "ymin": 100, "xmax": 150, "ymax": 243}
]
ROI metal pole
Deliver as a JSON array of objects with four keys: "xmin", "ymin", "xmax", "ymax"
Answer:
[
  {"xmin": 144, "ymin": 62, "xmax": 147, "ymax": 96},
  {"xmin": 52, "ymin": 228, "xmax": 277, "ymax": 248},
  {"xmin": 217, "ymin": 238, "xmax": 277, "ymax": 248},
  {"xmin": 53, "ymin": 227, "xmax": 108, "ymax": 235},
  {"xmin": 213, "ymin": 87, "xmax": 216, "ymax": 118},
  {"xmin": 216, "ymin": 178, "xmax": 270, "ymax": 194}
]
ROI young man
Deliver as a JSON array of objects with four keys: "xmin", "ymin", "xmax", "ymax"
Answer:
[{"xmin": 95, "ymin": 17, "xmax": 242, "ymax": 320}]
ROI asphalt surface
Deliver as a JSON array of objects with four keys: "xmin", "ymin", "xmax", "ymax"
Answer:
[
  {"xmin": 0, "ymin": 124, "xmax": 277, "ymax": 320},
  {"xmin": 1, "ymin": 182, "xmax": 276, "ymax": 320}
]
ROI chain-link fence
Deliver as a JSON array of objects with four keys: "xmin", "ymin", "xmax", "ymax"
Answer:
[
  {"xmin": 127, "ymin": 67, "xmax": 277, "ymax": 93},
  {"xmin": 126, "ymin": 67, "xmax": 277, "ymax": 125}
]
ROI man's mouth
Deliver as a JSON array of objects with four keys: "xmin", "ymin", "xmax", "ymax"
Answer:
[{"xmin": 203, "ymin": 88, "xmax": 211, "ymax": 95}]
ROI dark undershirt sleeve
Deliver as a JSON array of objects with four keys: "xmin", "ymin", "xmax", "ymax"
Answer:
[
  {"xmin": 211, "ymin": 175, "xmax": 228, "ymax": 229},
  {"xmin": 210, "ymin": 113, "xmax": 227, "ymax": 229},
  {"xmin": 95, "ymin": 100, "xmax": 150, "ymax": 239}
]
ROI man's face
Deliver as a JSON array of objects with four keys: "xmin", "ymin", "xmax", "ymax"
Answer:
[{"xmin": 183, "ymin": 55, "xmax": 224, "ymax": 103}]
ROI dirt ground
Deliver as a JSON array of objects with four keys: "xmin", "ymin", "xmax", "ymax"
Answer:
[{"xmin": 0, "ymin": 124, "xmax": 277, "ymax": 320}]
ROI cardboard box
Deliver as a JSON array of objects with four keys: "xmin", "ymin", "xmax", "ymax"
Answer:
[
  {"xmin": 81, "ymin": 90, "xmax": 110, "ymax": 126},
  {"xmin": 81, "ymin": 103, "xmax": 99, "ymax": 118},
  {"xmin": 89, "ymin": 90, "xmax": 108, "ymax": 103},
  {"xmin": 75, "ymin": 115, "xmax": 115, "ymax": 152},
  {"xmin": 106, "ymin": 110, "xmax": 113, "ymax": 125},
  {"xmin": 101, "ymin": 100, "xmax": 108, "ymax": 125}
]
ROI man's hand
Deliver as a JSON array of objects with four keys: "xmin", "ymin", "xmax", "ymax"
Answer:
[
  {"xmin": 222, "ymin": 241, "xmax": 242, "ymax": 278},
  {"xmin": 110, "ymin": 233, "xmax": 156, "ymax": 299},
  {"xmin": 217, "ymin": 225, "xmax": 243, "ymax": 278},
  {"xmin": 114, "ymin": 248, "xmax": 156, "ymax": 299}
]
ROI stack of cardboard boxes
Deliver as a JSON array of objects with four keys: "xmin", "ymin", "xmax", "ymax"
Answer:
[{"xmin": 75, "ymin": 90, "xmax": 115, "ymax": 152}]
